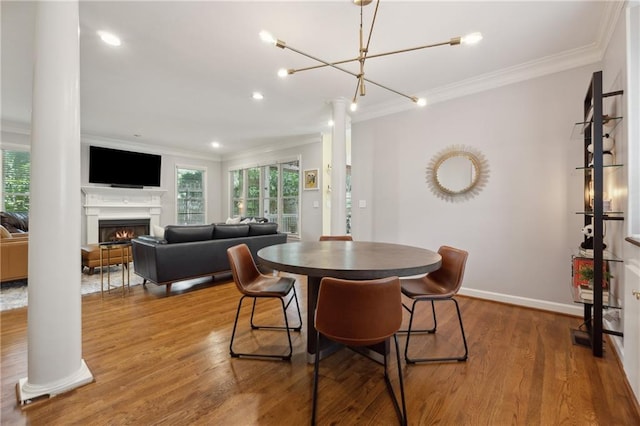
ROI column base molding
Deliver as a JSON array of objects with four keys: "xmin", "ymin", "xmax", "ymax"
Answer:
[{"xmin": 16, "ymin": 359, "xmax": 94, "ymax": 405}]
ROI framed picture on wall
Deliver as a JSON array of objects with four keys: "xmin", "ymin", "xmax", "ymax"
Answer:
[{"xmin": 303, "ymin": 169, "xmax": 319, "ymax": 191}]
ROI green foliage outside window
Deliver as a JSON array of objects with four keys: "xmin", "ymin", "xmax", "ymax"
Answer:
[
  {"xmin": 230, "ymin": 160, "xmax": 299, "ymax": 233},
  {"xmin": 177, "ymin": 168, "xmax": 205, "ymax": 225},
  {"xmin": 2, "ymin": 150, "xmax": 30, "ymax": 212}
]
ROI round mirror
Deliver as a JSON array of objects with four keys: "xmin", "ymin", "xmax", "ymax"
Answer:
[
  {"xmin": 426, "ymin": 145, "xmax": 489, "ymax": 202},
  {"xmin": 436, "ymin": 154, "xmax": 478, "ymax": 194}
]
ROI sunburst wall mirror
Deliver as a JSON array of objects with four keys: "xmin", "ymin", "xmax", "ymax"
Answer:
[{"xmin": 426, "ymin": 145, "xmax": 489, "ymax": 202}]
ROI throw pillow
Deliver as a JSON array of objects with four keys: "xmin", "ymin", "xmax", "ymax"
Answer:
[
  {"xmin": 152, "ymin": 224, "xmax": 165, "ymax": 239},
  {"xmin": 0, "ymin": 225, "xmax": 12, "ymax": 239},
  {"xmin": 226, "ymin": 216, "xmax": 241, "ymax": 224}
]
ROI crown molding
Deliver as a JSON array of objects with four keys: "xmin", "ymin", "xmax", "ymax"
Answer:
[
  {"xmin": 221, "ymin": 133, "xmax": 322, "ymax": 162},
  {"xmin": 353, "ymin": 42, "xmax": 603, "ymax": 123},
  {"xmin": 80, "ymin": 134, "xmax": 221, "ymax": 162},
  {"xmin": 354, "ymin": 1, "xmax": 624, "ymax": 124},
  {"xmin": 1, "ymin": 120, "xmax": 31, "ymax": 135},
  {"xmin": 1, "ymin": 119, "xmax": 223, "ymax": 161}
]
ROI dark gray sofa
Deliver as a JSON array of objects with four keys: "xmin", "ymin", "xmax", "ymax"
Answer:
[{"xmin": 131, "ymin": 222, "xmax": 287, "ymax": 295}]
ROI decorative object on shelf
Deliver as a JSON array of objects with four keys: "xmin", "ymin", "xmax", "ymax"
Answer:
[
  {"xmin": 303, "ymin": 169, "xmax": 319, "ymax": 191},
  {"xmin": 425, "ymin": 145, "xmax": 489, "ymax": 202},
  {"xmin": 579, "ymin": 285, "xmax": 609, "ymax": 303},
  {"xmin": 260, "ymin": 0, "xmax": 482, "ymax": 111},
  {"xmin": 587, "ymin": 135, "xmax": 615, "ymax": 153},
  {"xmin": 572, "ymin": 257, "xmax": 610, "ymax": 288},
  {"xmin": 578, "ymin": 262, "xmax": 612, "ymax": 289},
  {"xmin": 587, "ymin": 135, "xmax": 615, "ymax": 167},
  {"xmin": 580, "ymin": 223, "xmax": 607, "ymax": 250}
]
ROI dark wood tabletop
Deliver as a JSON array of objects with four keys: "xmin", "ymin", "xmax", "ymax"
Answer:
[{"xmin": 257, "ymin": 240, "xmax": 442, "ymax": 280}]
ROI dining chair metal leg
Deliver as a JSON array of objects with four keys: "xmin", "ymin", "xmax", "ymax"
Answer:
[
  {"xmin": 384, "ymin": 334, "xmax": 408, "ymax": 426},
  {"xmin": 404, "ymin": 298, "xmax": 468, "ymax": 364},
  {"xmin": 229, "ymin": 293, "xmax": 298, "ymax": 361},
  {"xmin": 311, "ymin": 330, "xmax": 321, "ymax": 426},
  {"xmin": 249, "ymin": 286, "xmax": 302, "ymax": 331},
  {"xmin": 312, "ymin": 332, "xmax": 407, "ymax": 426},
  {"xmin": 401, "ymin": 299, "xmax": 436, "ymax": 333}
]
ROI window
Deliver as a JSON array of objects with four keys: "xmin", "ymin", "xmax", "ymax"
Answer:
[
  {"xmin": 176, "ymin": 167, "xmax": 206, "ymax": 225},
  {"xmin": 1, "ymin": 149, "xmax": 30, "ymax": 212},
  {"xmin": 230, "ymin": 159, "xmax": 300, "ymax": 235}
]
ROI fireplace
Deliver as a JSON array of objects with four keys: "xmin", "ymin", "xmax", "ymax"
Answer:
[
  {"xmin": 82, "ymin": 186, "xmax": 165, "ymax": 244},
  {"xmin": 99, "ymin": 219, "xmax": 150, "ymax": 243}
]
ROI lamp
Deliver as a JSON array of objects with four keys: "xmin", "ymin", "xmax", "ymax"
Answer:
[{"xmin": 260, "ymin": 0, "xmax": 482, "ymax": 109}]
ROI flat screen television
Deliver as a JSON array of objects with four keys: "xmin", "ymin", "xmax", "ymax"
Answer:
[{"xmin": 89, "ymin": 146, "xmax": 162, "ymax": 188}]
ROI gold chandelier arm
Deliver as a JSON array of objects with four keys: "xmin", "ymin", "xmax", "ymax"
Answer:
[
  {"xmin": 284, "ymin": 37, "xmax": 457, "ymax": 75},
  {"xmin": 363, "ymin": 39, "xmax": 457, "ymax": 60},
  {"xmin": 362, "ymin": 0, "xmax": 380, "ymax": 61},
  {"xmin": 282, "ymin": 43, "xmax": 416, "ymax": 102},
  {"xmin": 289, "ymin": 56, "xmax": 361, "ymax": 73},
  {"xmin": 360, "ymin": 76, "xmax": 415, "ymax": 101},
  {"xmin": 281, "ymin": 44, "xmax": 362, "ymax": 79}
]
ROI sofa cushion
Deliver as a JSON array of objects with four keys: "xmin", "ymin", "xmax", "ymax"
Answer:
[
  {"xmin": 164, "ymin": 225, "xmax": 214, "ymax": 244},
  {"xmin": 1, "ymin": 211, "xmax": 29, "ymax": 233},
  {"xmin": 248, "ymin": 222, "xmax": 278, "ymax": 236},
  {"xmin": 0, "ymin": 225, "xmax": 12, "ymax": 239},
  {"xmin": 242, "ymin": 216, "xmax": 268, "ymax": 223},
  {"xmin": 213, "ymin": 224, "xmax": 249, "ymax": 239},
  {"xmin": 152, "ymin": 224, "xmax": 165, "ymax": 239}
]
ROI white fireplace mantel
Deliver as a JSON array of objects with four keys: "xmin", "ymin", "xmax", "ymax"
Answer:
[{"xmin": 82, "ymin": 186, "xmax": 166, "ymax": 244}]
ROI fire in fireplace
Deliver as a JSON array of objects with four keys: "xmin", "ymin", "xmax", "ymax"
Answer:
[{"xmin": 99, "ymin": 219, "xmax": 150, "ymax": 243}]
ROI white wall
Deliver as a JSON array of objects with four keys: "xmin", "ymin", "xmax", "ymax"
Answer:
[
  {"xmin": 220, "ymin": 137, "xmax": 324, "ymax": 241},
  {"xmin": 351, "ymin": 64, "xmax": 601, "ymax": 309}
]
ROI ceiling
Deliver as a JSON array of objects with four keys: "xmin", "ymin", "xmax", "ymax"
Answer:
[{"xmin": 1, "ymin": 1, "xmax": 621, "ymax": 159}]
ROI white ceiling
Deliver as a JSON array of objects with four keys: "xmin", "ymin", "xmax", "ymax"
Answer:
[{"xmin": 1, "ymin": 1, "xmax": 622, "ymax": 159}]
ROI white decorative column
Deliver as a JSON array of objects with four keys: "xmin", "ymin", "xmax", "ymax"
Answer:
[
  {"xmin": 18, "ymin": 0, "xmax": 93, "ymax": 403},
  {"xmin": 330, "ymin": 98, "xmax": 348, "ymax": 235}
]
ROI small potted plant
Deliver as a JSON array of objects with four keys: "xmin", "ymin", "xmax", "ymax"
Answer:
[{"xmin": 579, "ymin": 264, "xmax": 612, "ymax": 289}]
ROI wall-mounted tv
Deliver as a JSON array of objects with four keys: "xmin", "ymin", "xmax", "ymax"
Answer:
[{"xmin": 89, "ymin": 146, "xmax": 162, "ymax": 188}]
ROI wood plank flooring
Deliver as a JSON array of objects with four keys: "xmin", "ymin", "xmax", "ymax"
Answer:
[{"xmin": 2, "ymin": 274, "xmax": 639, "ymax": 425}]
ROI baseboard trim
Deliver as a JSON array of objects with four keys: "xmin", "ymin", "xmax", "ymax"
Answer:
[{"xmin": 458, "ymin": 288, "xmax": 583, "ymax": 317}]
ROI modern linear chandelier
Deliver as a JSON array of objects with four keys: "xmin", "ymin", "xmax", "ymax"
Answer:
[{"xmin": 260, "ymin": 0, "xmax": 482, "ymax": 112}]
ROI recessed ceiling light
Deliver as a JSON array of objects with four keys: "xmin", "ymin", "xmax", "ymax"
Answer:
[
  {"xmin": 211, "ymin": 141, "xmax": 221, "ymax": 148},
  {"xmin": 252, "ymin": 92, "xmax": 264, "ymax": 100},
  {"xmin": 97, "ymin": 30, "xmax": 121, "ymax": 47}
]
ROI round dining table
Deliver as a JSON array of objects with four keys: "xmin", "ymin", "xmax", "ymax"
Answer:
[{"xmin": 258, "ymin": 240, "xmax": 442, "ymax": 362}]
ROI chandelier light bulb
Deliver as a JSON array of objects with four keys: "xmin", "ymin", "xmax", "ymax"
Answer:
[
  {"xmin": 259, "ymin": 30, "xmax": 276, "ymax": 45},
  {"xmin": 277, "ymin": 68, "xmax": 288, "ymax": 78},
  {"xmin": 97, "ymin": 30, "xmax": 121, "ymax": 47},
  {"xmin": 461, "ymin": 32, "xmax": 483, "ymax": 45},
  {"xmin": 416, "ymin": 98, "xmax": 427, "ymax": 107},
  {"xmin": 350, "ymin": 102, "xmax": 358, "ymax": 112}
]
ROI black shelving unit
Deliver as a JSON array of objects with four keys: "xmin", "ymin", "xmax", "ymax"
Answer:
[{"xmin": 573, "ymin": 71, "xmax": 624, "ymax": 357}]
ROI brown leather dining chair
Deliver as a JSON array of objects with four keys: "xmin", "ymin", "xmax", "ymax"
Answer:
[
  {"xmin": 401, "ymin": 245, "xmax": 469, "ymax": 363},
  {"xmin": 227, "ymin": 243, "xmax": 302, "ymax": 361},
  {"xmin": 318, "ymin": 235, "xmax": 353, "ymax": 241},
  {"xmin": 312, "ymin": 276, "xmax": 407, "ymax": 425}
]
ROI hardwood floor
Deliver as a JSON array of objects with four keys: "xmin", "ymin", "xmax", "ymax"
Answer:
[{"xmin": 2, "ymin": 274, "xmax": 639, "ymax": 425}]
